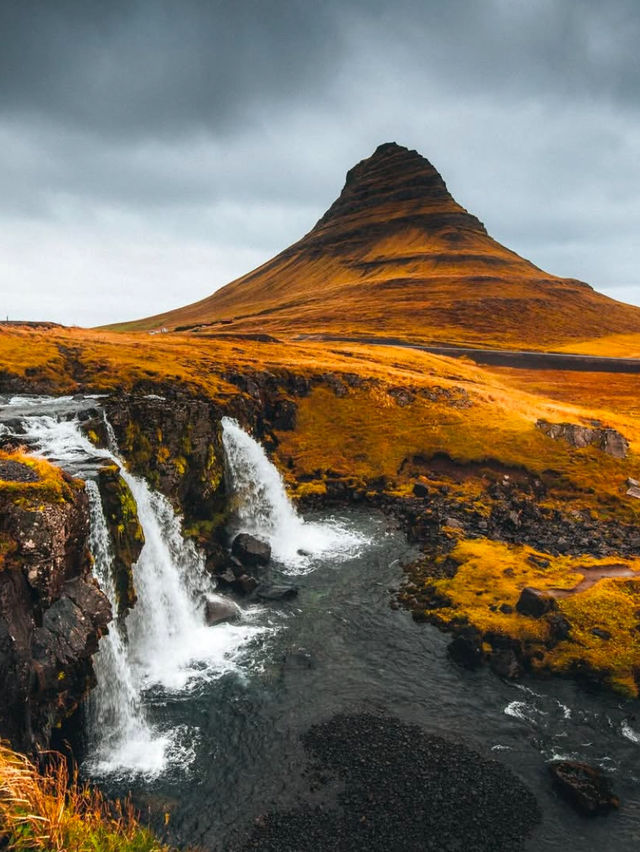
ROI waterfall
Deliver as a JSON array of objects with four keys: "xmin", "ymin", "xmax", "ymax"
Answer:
[
  {"xmin": 221, "ymin": 416, "xmax": 366, "ymax": 573},
  {"xmin": 7, "ymin": 403, "xmax": 268, "ymax": 778},
  {"xmin": 84, "ymin": 481, "xmax": 169, "ymax": 776}
]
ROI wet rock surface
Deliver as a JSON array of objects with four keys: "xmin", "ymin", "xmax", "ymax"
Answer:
[
  {"xmin": 231, "ymin": 532, "xmax": 271, "ymax": 567},
  {"xmin": 548, "ymin": 760, "xmax": 620, "ymax": 816},
  {"xmin": 238, "ymin": 713, "xmax": 540, "ymax": 851},
  {"xmin": 204, "ymin": 596, "xmax": 240, "ymax": 626},
  {"xmin": 0, "ymin": 473, "xmax": 111, "ymax": 752},
  {"xmin": 96, "ymin": 463, "xmax": 144, "ymax": 615}
]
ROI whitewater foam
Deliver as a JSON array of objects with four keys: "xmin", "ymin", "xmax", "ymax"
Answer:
[{"xmin": 221, "ymin": 416, "xmax": 367, "ymax": 573}]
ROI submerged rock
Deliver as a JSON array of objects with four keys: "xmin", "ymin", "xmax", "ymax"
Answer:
[
  {"xmin": 256, "ymin": 584, "xmax": 299, "ymax": 602},
  {"xmin": 231, "ymin": 533, "xmax": 271, "ymax": 567},
  {"xmin": 240, "ymin": 712, "xmax": 540, "ymax": 851},
  {"xmin": 548, "ymin": 760, "xmax": 620, "ymax": 816}
]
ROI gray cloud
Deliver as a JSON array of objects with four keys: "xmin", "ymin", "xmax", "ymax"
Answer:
[{"xmin": 0, "ymin": 0, "xmax": 639, "ymax": 325}]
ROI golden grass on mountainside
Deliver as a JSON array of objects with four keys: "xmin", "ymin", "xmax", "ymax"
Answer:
[
  {"xmin": 0, "ymin": 743, "xmax": 172, "ymax": 852},
  {"xmin": 1, "ymin": 326, "xmax": 639, "ymax": 522},
  {"xmin": 109, "ymin": 142, "xmax": 640, "ymax": 352}
]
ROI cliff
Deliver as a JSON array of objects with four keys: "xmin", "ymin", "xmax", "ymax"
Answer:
[{"xmin": 0, "ymin": 451, "xmax": 111, "ymax": 752}]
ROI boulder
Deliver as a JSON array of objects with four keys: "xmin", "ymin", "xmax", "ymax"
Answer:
[
  {"xmin": 204, "ymin": 596, "xmax": 240, "ymax": 626},
  {"xmin": 216, "ymin": 571, "xmax": 258, "ymax": 596},
  {"xmin": 231, "ymin": 533, "xmax": 271, "ymax": 567},
  {"xmin": 516, "ymin": 587, "xmax": 556, "ymax": 618},
  {"xmin": 412, "ymin": 482, "xmax": 429, "ymax": 498},
  {"xmin": 548, "ymin": 761, "xmax": 619, "ymax": 816},
  {"xmin": 236, "ymin": 574, "xmax": 259, "ymax": 594},
  {"xmin": 447, "ymin": 631, "xmax": 483, "ymax": 670},
  {"xmin": 547, "ymin": 613, "xmax": 571, "ymax": 643},
  {"xmin": 489, "ymin": 648, "xmax": 522, "ymax": 679},
  {"xmin": 255, "ymin": 584, "xmax": 299, "ymax": 602}
]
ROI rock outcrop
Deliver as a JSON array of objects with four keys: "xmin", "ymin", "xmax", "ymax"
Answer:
[
  {"xmin": 0, "ymin": 452, "xmax": 111, "ymax": 752},
  {"xmin": 536, "ymin": 419, "xmax": 629, "ymax": 458},
  {"xmin": 96, "ymin": 463, "xmax": 144, "ymax": 615},
  {"xmin": 548, "ymin": 761, "xmax": 619, "ymax": 816},
  {"xmin": 103, "ymin": 389, "xmax": 228, "ymax": 547}
]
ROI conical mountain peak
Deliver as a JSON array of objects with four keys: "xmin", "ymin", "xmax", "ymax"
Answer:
[
  {"xmin": 118, "ymin": 142, "xmax": 640, "ymax": 350},
  {"xmin": 311, "ymin": 142, "xmax": 486, "ymax": 238}
]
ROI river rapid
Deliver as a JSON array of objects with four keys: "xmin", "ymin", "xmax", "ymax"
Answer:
[{"xmin": 1, "ymin": 395, "xmax": 640, "ymax": 850}]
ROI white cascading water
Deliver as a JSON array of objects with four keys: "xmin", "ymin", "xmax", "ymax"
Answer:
[
  {"xmin": 8, "ymin": 405, "xmax": 267, "ymax": 777},
  {"xmin": 84, "ymin": 480, "xmax": 169, "ymax": 775},
  {"xmin": 221, "ymin": 416, "xmax": 366, "ymax": 572}
]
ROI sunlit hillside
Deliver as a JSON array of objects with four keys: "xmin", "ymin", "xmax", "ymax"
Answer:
[{"xmin": 111, "ymin": 143, "xmax": 640, "ymax": 352}]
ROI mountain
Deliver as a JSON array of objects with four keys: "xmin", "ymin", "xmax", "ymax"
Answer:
[{"xmin": 115, "ymin": 142, "xmax": 640, "ymax": 349}]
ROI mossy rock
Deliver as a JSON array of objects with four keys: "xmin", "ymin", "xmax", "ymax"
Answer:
[{"xmin": 96, "ymin": 464, "xmax": 144, "ymax": 615}]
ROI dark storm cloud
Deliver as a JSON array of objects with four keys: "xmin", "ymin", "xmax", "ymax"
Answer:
[
  {"xmin": 1, "ymin": 0, "xmax": 638, "ymax": 139},
  {"xmin": 0, "ymin": 0, "xmax": 345, "ymax": 137},
  {"xmin": 0, "ymin": 0, "xmax": 639, "ymax": 324}
]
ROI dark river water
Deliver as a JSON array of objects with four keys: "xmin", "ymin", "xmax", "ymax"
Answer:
[{"xmin": 84, "ymin": 509, "xmax": 640, "ymax": 852}]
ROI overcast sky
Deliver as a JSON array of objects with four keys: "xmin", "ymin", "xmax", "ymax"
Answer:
[{"xmin": 1, "ymin": 0, "xmax": 639, "ymax": 326}]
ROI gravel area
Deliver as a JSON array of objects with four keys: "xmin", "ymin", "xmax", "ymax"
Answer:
[{"xmin": 240, "ymin": 713, "xmax": 540, "ymax": 851}]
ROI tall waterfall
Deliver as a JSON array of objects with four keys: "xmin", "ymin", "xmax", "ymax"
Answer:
[
  {"xmin": 221, "ymin": 416, "xmax": 366, "ymax": 572},
  {"xmin": 84, "ymin": 481, "xmax": 169, "ymax": 775},
  {"xmin": 7, "ymin": 403, "xmax": 267, "ymax": 778}
]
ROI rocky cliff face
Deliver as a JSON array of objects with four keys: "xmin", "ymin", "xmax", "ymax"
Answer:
[{"xmin": 0, "ymin": 453, "xmax": 111, "ymax": 752}]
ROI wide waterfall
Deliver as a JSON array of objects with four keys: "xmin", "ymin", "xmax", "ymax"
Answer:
[
  {"xmin": 3, "ymin": 399, "xmax": 268, "ymax": 778},
  {"xmin": 221, "ymin": 416, "xmax": 366, "ymax": 572}
]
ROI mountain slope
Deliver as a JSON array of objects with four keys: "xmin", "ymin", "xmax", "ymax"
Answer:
[{"xmin": 115, "ymin": 142, "xmax": 640, "ymax": 350}]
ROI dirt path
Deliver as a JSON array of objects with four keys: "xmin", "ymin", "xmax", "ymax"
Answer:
[{"xmin": 294, "ymin": 334, "xmax": 640, "ymax": 374}]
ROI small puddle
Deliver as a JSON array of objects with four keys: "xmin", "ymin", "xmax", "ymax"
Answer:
[{"xmin": 551, "ymin": 563, "xmax": 636, "ymax": 598}]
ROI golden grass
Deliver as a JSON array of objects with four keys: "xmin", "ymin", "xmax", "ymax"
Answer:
[
  {"xmin": 0, "ymin": 450, "xmax": 82, "ymax": 504},
  {"xmin": 1, "ymin": 326, "xmax": 639, "ymax": 521},
  {"xmin": 0, "ymin": 743, "xmax": 172, "ymax": 851},
  {"xmin": 409, "ymin": 538, "xmax": 640, "ymax": 696}
]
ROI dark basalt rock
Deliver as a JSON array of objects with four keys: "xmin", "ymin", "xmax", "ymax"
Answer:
[
  {"xmin": 489, "ymin": 647, "xmax": 523, "ymax": 679},
  {"xmin": 96, "ymin": 463, "xmax": 144, "ymax": 615},
  {"xmin": 548, "ymin": 761, "xmax": 620, "ymax": 816},
  {"xmin": 0, "ymin": 475, "xmax": 111, "ymax": 752},
  {"xmin": 447, "ymin": 629, "xmax": 483, "ymax": 670},
  {"xmin": 547, "ymin": 613, "xmax": 572, "ymax": 644},
  {"xmin": 217, "ymin": 571, "xmax": 259, "ymax": 596},
  {"xmin": 516, "ymin": 587, "xmax": 557, "ymax": 618},
  {"xmin": 255, "ymin": 584, "xmax": 299, "ymax": 602},
  {"xmin": 204, "ymin": 596, "xmax": 240, "ymax": 626},
  {"xmin": 0, "ymin": 459, "xmax": 40, "ymax": 483},
  {"xmin": 412, "ymin": 481, "xmax": 429, "ymax": 498},
  {"xmin": 231, "ymin": 533, "xmax": 271, "ymax": 567}
]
